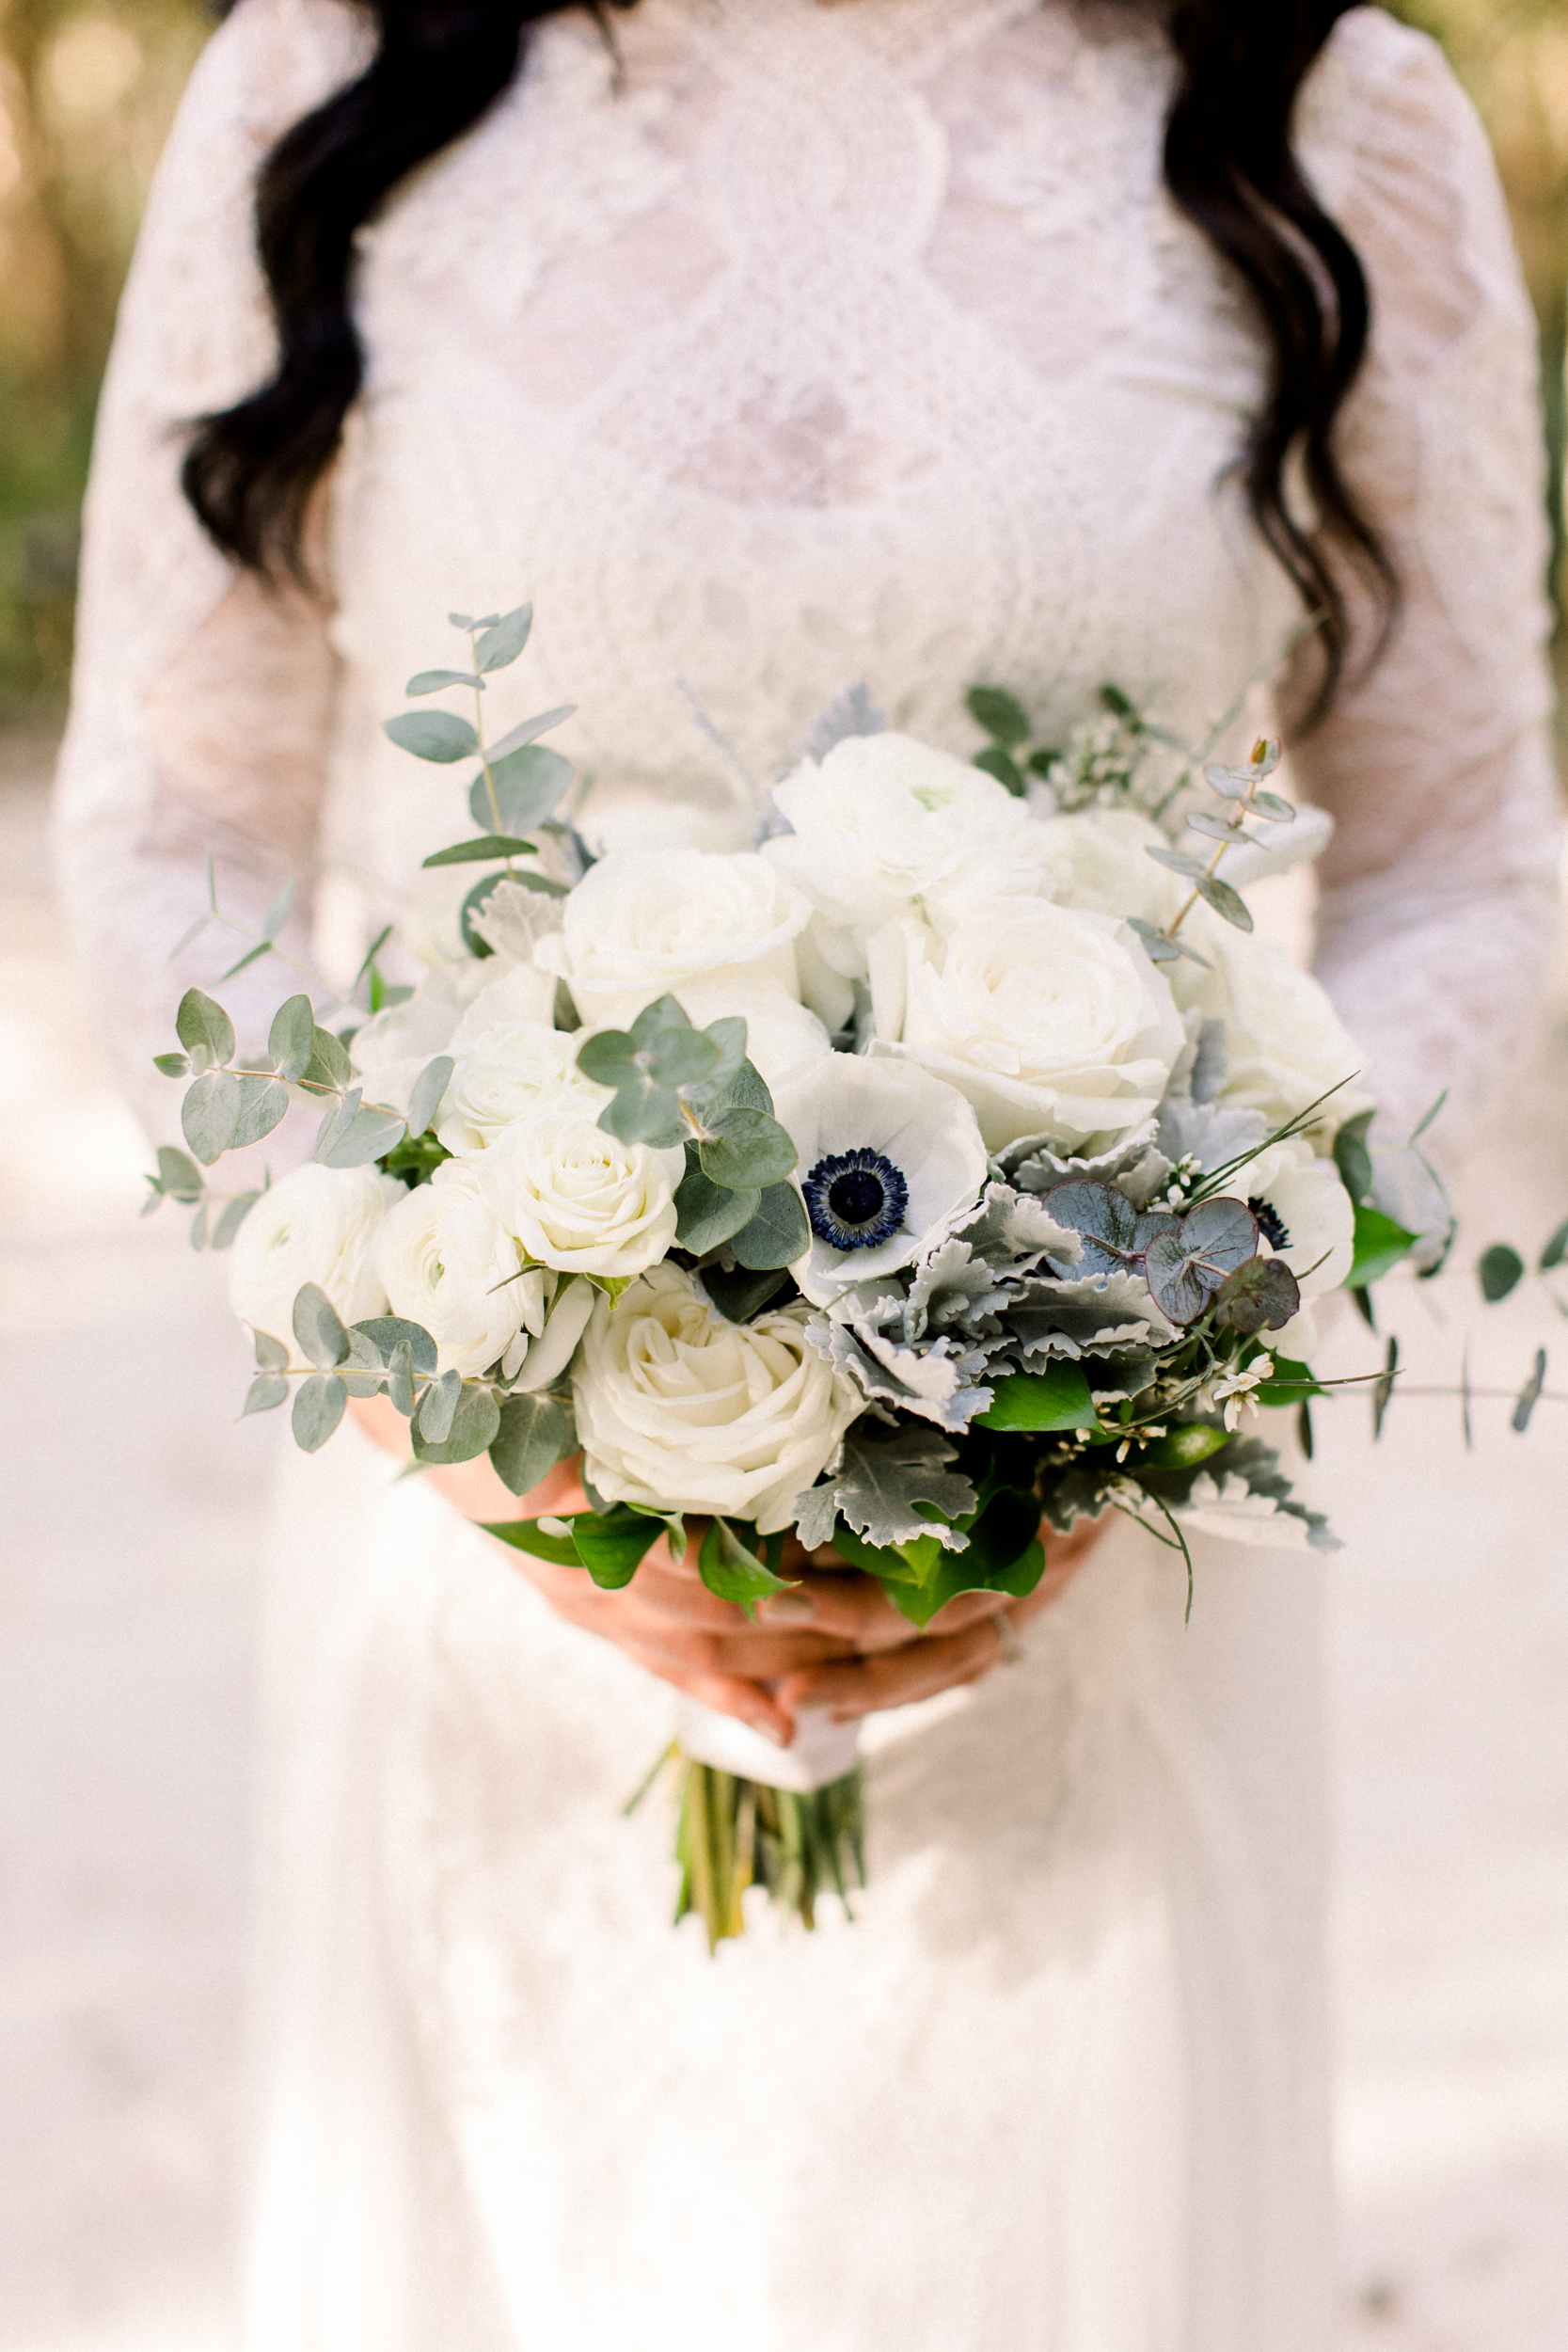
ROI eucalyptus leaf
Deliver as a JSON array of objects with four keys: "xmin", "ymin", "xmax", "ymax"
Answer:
[
  {"xmin": 474, "ymin": 603, "xmax": 532, "ymax": 672},
  {"xmin": 243, "ymin": 1374, "xmax": 289, "ymax": 1416},
  {"xmin": 339, "ymin": 1329, "xmax": 388, "ymax": 1398},
  {"xmin": 1371, "ymin": 1334, "xmax": 1399, "ymax": 1441},
  {"xmin": 1212, "ymin": 1253, "xmax": 1301, "ymax": 1334},
  {"xmin": 153, "ymin": 1052, "xmax": 190, "ymax": 1078},
  {"xmin": 1144, "ymin": 1196, "xmax": 1259, "ymax": 1324},
  {"xmin": 698, "ymin": 1106, "xmax": 796, "ymax": 1190},
  {"xmin": 417, "ymin": 1367, "xmax": 463, "ymax": 1445},
  {"xmin": 1125, "ymin": 916, "xmax": 1211, "ymax": 971},
  {"xmin": 312, "ymin": 1086, "xmax": 361, "ymax": 1163},
  {"xmin": 1252, "ymin": 789, "xmax": 1295, "ymax": 822},
  {"xmin": 387, "ymin": 1339, "xmax": 417, "ymax": 1418},
  {"xmin": 405, "ymin": 1056, "xmax": 453, "ymax": 1139},
  {"xmin": 230, "ymin": 1073, "xmax": 291, "ymax": 1149},
  {"xmin": 697, "ymin": 1263, "xmax": 794, "ymax": 1324},
  {"xmin": 1194, "ymin": 873, "xmax": 1254, "ymax": 931},
  {"xmin": 488, "ymin": 1391, "xmax": 577, "ymax": 1497},
  {"xmin": 411, "ymin": 1384, "xmax": 501, "ymax": 1465},
  {"xmin": 673, "ymin": 1164, "xmax": 759, "ymax": 1254},
  {"xmin": 354, "ymin": 1317, "xmax": 438, "ymax": 1375},
  {"xmin": 322, "ymin": 1107, "xmax": 407, "ymax": 1168},
  {"xmin": 1186, "ymin": 810, "xmax": 1252, "ymax": 846},
  {"xmin": 470, "ymin": 744, "xmax": 575, "ymax": 834},
  {"xmin": 268, "ymin": 994, "xmax": 316, "ymax": 1083},
  {"xmin": 175, "ymin": 987, "xmax": 235, "ymax": 1073},
  {"xmin": 1479, "ymin": 1242, "xmax": 1526, "ymax": 1304},
  {"xmin": 166, "ymin": 912, "xmax": 211, "ymax": 961},
  {"xmin": 189, "ymin": 1199, "xmax": 210, "ymax": 1250},
  {"xmin": 155, "ymin": 1145, "xmax": 204, "ymax": 1203},
  {"xmin": 262, "ymin": 875, "xmax": 297, "ymax": 941},
  {"xmin": 730, "ymin": 1181, "xmax": 811, "ymax": 1270},
  {"xmin": 292, "ymin": 1373, "xmax": 347, "ymax": 1453},
  {"xmin": 420, "ymin": 835, "xmax": 536, "ymax": 867},
  {"xmin": 293, "ymin": 1281, "xmax": 349, "ymax": 1369},
  {"xmin": 383, "ymin": 710, "xmax": 479, "ymax": 763},
  {"xmin": 1513, "ymin": 1346, "xmax": 1547, "ymax": 1434},
  {"xmin": 211, "ymin": 1193, "xmax": 258, "ymax": 1249},
  {"xmin": 182, "ymin": 1068, "xmax": 243, "ymax": 1164},
  {"xmin": 487, "ymin": 704, "xmax": 577, "ymax": 761},
  {"xmin": 577, "ymin": 1028, "xmax": 641, "ymax": 1089},
  {"xmin": 974, "ymin": 745, "xmax": 1026, "ymax": 796},
  {"xmin": 406, "ymin": 667, "xmax": 482, "ymax": 694},
  {"xmin": 301, "ymin": 1025, "xmax": 352, "ymax": 1092},
  {"xmin": 1540, "ymin": 1217, "xmax": 1568, "ymax": 1275},
  {"xmin": 253, "ymin": 1328, "xmax": 289, "ymax": 1371},
  {"xmin": 966, "ymin": 684, "xmax": 1031, "ymax": 745},
  {"xmin": 1145, "ymin": 846, "xmax": 1209, "ymax": 882},
  {"xmin": 598, "ymin": 1079, "xmax": 688, "ymax": 1150},
  {"xmin": 217, "ymin": 941, "xmax": 274, "ymax": 984}
]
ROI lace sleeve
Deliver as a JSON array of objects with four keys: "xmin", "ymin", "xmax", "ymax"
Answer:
[
  {"xmin": 1286, "ymin": 12, "xmax": 1560, "ymax": 1146},
  {"xmin": 51, "ymin": 0, "xmax": 366, "ymax": 1136}
]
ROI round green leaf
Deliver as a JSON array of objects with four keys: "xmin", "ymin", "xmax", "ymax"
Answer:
[
  {"xmin": 182, "ymin": 1069, "xmax": 243, "ymax": 1164},
  {"xmin": 292, "ymin": 1373, "xmax": 347, "ymax": 1452},
  {"xmin": 698, "ymin": 1107, "xmax": 796, "ymax": 1190},
  {"xmin": 383, "ymin": 710, "xmax": 479, "ymax": 763},
  {"xmin": 175, "ymin": 987, "xmax": 235, "ymax": 1073},
  {"xmin": 1478, "ymin": 1242, "xmax": 1526, "ymax": 1304}
]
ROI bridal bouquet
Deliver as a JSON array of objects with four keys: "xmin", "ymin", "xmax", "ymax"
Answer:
[{"xmin": 149, "ymin": 607, "xmax": 1417, "ymax": 1946}]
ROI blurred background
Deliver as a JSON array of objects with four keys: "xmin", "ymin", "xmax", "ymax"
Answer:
[{"xmin": 1, "ymin": 4, "xmax": 1566, "ymax": 2349}]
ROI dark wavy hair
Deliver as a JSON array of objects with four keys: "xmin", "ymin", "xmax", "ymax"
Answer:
[{"xmin": 183, "ymin": 0, "xmax": 1396, "ymax": 713}]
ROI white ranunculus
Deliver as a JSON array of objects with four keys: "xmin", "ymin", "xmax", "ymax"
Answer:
[
  {"xmin": 883, "ymin": 898, "xmax": 1187, "ymax": 1153},
  {"xmin": 436, "ymin": 1018, "xmax": 608, "ymax": 1155},
  {"xmin": 574, "ymin": 1263, "xmax": 863, "ymax": 1534},
  {"xmin": 533, "ymin": 849, "xmax": 812, "ymax": 1032},
  {"xmin": 1168, "ymin": 920, "xmax": 1368, "ymax": 1142},
  {"xmin": 230, "ymin": 1162, "xmax": 400, "ymax": 1343},
  {"xmin": 447, "ymin": 961, "xmax": 562, "ymax": 1045},
  {"xmin": 480, "ymin": 1110, "xmax": 683, "ymax": 1278},
  {"xmin": 1029, "ymin": 808, "xmax": 1186, "ymax": 926},
  {"xmin": 774, "ymin": 1053, "xmax": 989, "ymax": 1305},
  {"xmin": 763, "ymin": 733, "xmax": 1040, "ymax": 1017},
  {"xmin": 349, "ymin": 961, "xmax": 497, "ymax": 1114},
  {"xmin": 374, "ymin": 1159, "xmax": 542, "ymax": 1376}
]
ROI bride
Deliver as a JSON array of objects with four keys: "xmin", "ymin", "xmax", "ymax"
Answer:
[{"xmin": 55, "ymin": 0, "xmax": 1558, "ymax": 2344}]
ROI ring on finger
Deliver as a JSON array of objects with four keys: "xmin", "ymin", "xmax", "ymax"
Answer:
[{"xmin": 989, "ymin": 1608, "xmax": 1024, "ymax": 1667}]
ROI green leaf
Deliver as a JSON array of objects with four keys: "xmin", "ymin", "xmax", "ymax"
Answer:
[
  {"xmin": 488, "ymin": 1391, "xmax": 577, "ymax": 1498},
  {"xmin": 253, "ymin": 1328, "xmax": 289, "ymax": 1371},
  {"xmin": 698, "ymin": 1106, "xmax": 796, "ymax": 1190},
  {"xmin": 1145, "ymin": 845, "xmax": 1209, "ymax": 882},
  {"xmin": 155, "ymin": 1145, "xmax": 204, "ymax": 1202},
  {"xmin": 479, "ymin": 1514, "xmax": 584, "ymax": 1567},
  {"xmin": 973, "ymin": 745, "xmax": 1025, "ymax": 796},
  {"xmin": 406, "ymin": 667, "xmax": 482, "ymax": 694},
  {"xmin": 1540, "ymin": 1218, "xmax": 1568, "ymax": 1275},
  {"xmin": 1194, "ymin": 873, "xmax": 1254, "ymax": 931},
  {"xmin": 1409, "ymin": 1088, "xmax": 1449, "ymax": 1145},
  {"xmin": 1186, "ymin": 810, "xmax": 1252, "ymax": 846},
  {"xmin": 884, "ymin": 1526, "xmax": 1046, "ymax": 1629},
  {"xmin": 1347, "ymin": 1202, "xmax": 1418, "ymax": 1290},
  {"xmin": 322, "ymin": 1106, "xmax": 407, "ymax": 1168},
  {"xmin": 1513, "ymin": 1346, "xmax": 1547, "ymax": 1434},
  {"xmin": 474, "ymin": 603, "xmax": 532, "ymax": 673},
  {"xmin": 687, "ymin": 1054, "xmax": 772, "ymax": 1121},
  {"xmin": 1212, "ymin": 1253, "xmax": 1301, "ymax": 1335},
  {"xmin": 1479, "ymin": 1242, "xmax": 1526, "ymax": 1304},
  {"xmin": 1332, "ymin": 1107, "xmax": 1375, "ymax": 1206},
  {"xmin": 730, "ymin": 1182, "xmax": 810, "ymax": 1270},
  {"xmin": 243, "ymin": 1373, "xmax": 289, "ymax": 1416},
  {"xmin": 353, "ymin": 924, "xmax": 395, "ymax": 989},
  {"xmin": 420, "ymin": 835, "xmax": 536, "ymax": 867},
  {"xmin": 353, "ymin": 1317, "xmax": 438, "ymax": 1375},
  {"xmin": 448, "ymin": 611, "xmax": 474, "ymax": 629},
  {"xmin": 487, "ymin": 705, "xmax": 577, "ymax": 760},
  {"xmin": 1256, "ymin": 1356, "xmax": 1326, "ymax": 1407},
  {"xmin": 262, "ymin": 875, "xmax": 297, "ymax": 941},
  {"xmin": 166, "ymin": 912, "xmax": 211, "ymax": 961},
  {"xmin": 673, "ymin": 1162, "xmax": 759, "ymax": 1253},
  {"xmin": 336, "ymin": 1327, "xmax": 388, "ymax": 1398},
  {"xmin": 416, "ymin": 1367, "xmax": 463, "ymax": 1446},
  {"xmin": 230, "ymin": 1073, "xmax": 291, "ymax": 1149},
  {"xmin": 153, "ymin": 1051, "xmax": 190, "ymax": 1078},
  {"xmin": 293, "ymin": 1282, "xmax": 349, "ymax": 1369},
  {"xmin": 268, "ymin": 994, "xmax": 316, "ymax": 1083},
  {"xmin": 976, "ymin": 1364, "xmax": 1098, "ymax": 1432},
  {"xmin": 405, "ymin": 1055, "xmax": 453, "ymax": 1139},
  {"xmin": 301, "ymin": 1025, "xmax": 352, "ymax": 1092},
  {"xmin": 966, "ymin": 685, "xmax": 1032, "ymax": 745},
  {"xmin": 697, "ymin": 1263, "xmax": 794, "ymax": 1324},
  {"xmin": 182, "ymin": 1069, "xmax": 243, "ymax": 1164},
  {"xmin": 599, "ymin": 1077, "xmax": 688, "ymax": 1150},
  {"xmin": 175, "ymin": 987, "xmax": 235, "ymax": 1073},
  {"xmin": 1371, "ymin": 1334, "xmax": 1399, "ymax": 1441},
  {"xmin": 386, "ymin": 1339, "xmax": 417, "ymax": 1418},
  {"xmin": 1145, "ymin": 1196, "xmax": 1259, "ymax": 1325},
  {"xmin": 412, "ymin": 1384, "xmax": 502, "ymax": 1465},
  {"xmin": 577, "ymin": 1028, "xmax": 641, "ymax": 1088},
  {"xmin": 189, "ymin": 1198, "xmax": 211, "ymax": 1250},
  {"xmin": 292, "ymin": 1373, "xmax": 347, "ymax": 1452},
  {"xmin": 1252, "ymin": 789, "xmax": 1295, "ymax": 822},
  {"xmin": 572, "ymin": 1502, "xmax": 673, "ymax": 1588},
  {"xmin": 384, "ymin": 710, "xmax": 480, "ymax": 762},
  {"xmin": 458, "ymin": 872, "xmax": 505, "ymax": 957},
  {"xmin": 697, "ymin": 1517, "xmax": 794, "ymax": 1614},
  {"xmin": 211, "ymin": 1193, "xmax": 258, "ymax": 1250},
  {"xmin": 471, "ymin": 744, "xmax": 575, "ymax": 834},
  {"xmin": 1134, "ymin": 1423, "xmax": 1231, "ymax": 1470},
  {"xmin": 217, "ymin": 940, "xmax": 274, "ymax": 984},
  {"xmin": 1126, "ymin": 916, "xmax": 1211, "ymax": 971}
]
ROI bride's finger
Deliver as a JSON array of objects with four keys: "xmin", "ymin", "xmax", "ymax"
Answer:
[{"xmin": 774, "ymin": 1611, "xmax": 1012, "ymax": 1721}]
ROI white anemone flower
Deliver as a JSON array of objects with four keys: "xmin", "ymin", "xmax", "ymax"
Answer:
[
  {"xmin": 1239, "ymin": 1136, "xmax": 1355, "ymax": 1358},
  {"xmin": 773, "ymin": 1055, "xmax": 989, "ymax": 1307}
]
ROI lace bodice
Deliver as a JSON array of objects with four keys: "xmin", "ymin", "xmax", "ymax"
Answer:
[{"xmin": 55, "ymin": 0, "xmax": 1560, "ymax": 1144}]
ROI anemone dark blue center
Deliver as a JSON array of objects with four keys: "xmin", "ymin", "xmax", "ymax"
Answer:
[
  {"xmin": 802, "ymin": 1148, "xmax": 910, "ymax": 1251},
  {"xmin": 1247, "ymin": 1196, "xmax": 1291, "ymax": 1251}
]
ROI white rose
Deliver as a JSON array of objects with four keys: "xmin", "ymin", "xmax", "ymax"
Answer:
[
  {"xmin": 436, "ymin": 1018, "xmax": 608, "ymax": 1155},
  {"xmin": 879, "ymin": 898, "xmax": 1187, "ymax": 1152},
  {"xmin": 349, "ymin": 961, "xmax": 497, "ymax": 1114},
  {"xmin": 374, "ymin": 1160, "xmax": 542, "ymax": 1376},
  {"xmin": 1168, "ymin": 921, "xmax": 1368, "ymax": 1141},
  {"xmin": 229, "ymin": 1162, "xmax": 399, "ymax": 1343},
  {"xmin": 774, "ymin": 1053, "xmax": 989, "ymax": 1305},
  {"xmin": 575, "ymin": 1263, "xmax": 863, "ymax": 1534},
  {"xmin": 480, "ymin": 1110, "xmax": 683, "ymax": 1278},
  {"xmin": 664, "ymin": 984, "xmax": 832, "ymax": 1095},
  {"xmin": 764, "ymin": 734, "xmax": 1039, "ymax": 1019},
  {"xmin": 534, "ymin": 849, "xmax": 812, "ymax": 1032},
  {"xmin": 1029, "ymin": 808, "xmax": 1185, "ymax": 926}
]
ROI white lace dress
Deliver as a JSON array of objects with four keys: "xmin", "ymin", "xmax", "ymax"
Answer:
[{"xmin": 55, "ymin": 3, "xmax": 1559, "ymax": 2345}]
